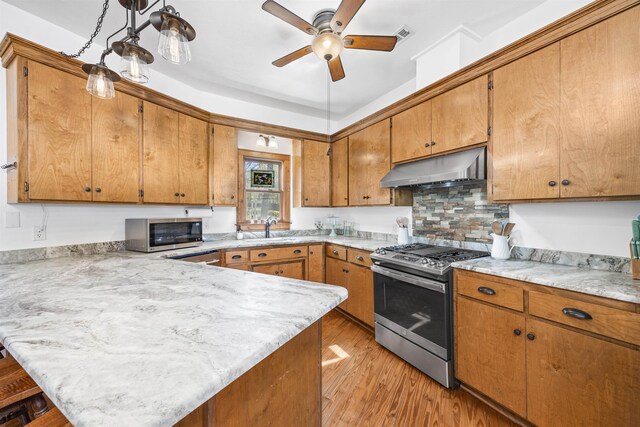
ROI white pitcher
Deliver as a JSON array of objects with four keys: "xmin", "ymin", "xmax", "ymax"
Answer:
[{"xmin": 490, "ymin": 233, "xmax": 513, "ymax": 260}]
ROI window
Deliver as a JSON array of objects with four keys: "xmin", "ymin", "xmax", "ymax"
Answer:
[{"xmin": 237, "ymin": 150, "xmax": 291, "ymax": 230}]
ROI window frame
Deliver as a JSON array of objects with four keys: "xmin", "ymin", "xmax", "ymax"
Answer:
[{"xmin": 237, "ymin": 149, "xmax": 291, "ymax": 231}]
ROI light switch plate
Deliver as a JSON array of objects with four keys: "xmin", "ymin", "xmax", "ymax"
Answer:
[
  {"xmin": 4, "ymin": 212, "xmax": 20, "ymax": 228},
  {"xmin": 33, "ymin": 226, "xmax": 46, "ymax": 241}
]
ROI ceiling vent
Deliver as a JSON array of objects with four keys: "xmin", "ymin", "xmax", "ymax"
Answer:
[{"xmin": 394, "ymin": 25, "xmax": 414, "ymax": 45}]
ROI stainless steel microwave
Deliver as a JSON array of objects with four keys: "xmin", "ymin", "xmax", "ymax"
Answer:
[{"xmin": 125, "ymin": 218, "xmax": 203, "ymax": 253}]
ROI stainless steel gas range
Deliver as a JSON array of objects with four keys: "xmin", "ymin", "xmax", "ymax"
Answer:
[{"xmin": 370, "ymin": 243, "xmax": 488, "ymax": 388}]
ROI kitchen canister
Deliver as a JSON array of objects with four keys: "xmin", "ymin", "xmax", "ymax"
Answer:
[{"xmin": 490, "ymin": 233, "xmax": 513, "ymax": 260}]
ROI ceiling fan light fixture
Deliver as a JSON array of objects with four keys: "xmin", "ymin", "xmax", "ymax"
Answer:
[
  {"xmin": 157, "ymin": 15, "xmax": 192, "ymax": 64},
  {"xmin": 311, "ymin": 32, "xmax": 343, "ymax": 61},
  {"xmin": 82, "ymin": 63, "xmax": 120, "ymax": 99}
]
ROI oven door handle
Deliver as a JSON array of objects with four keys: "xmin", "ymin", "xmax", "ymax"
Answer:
[{"xmin": 371, "ymin": 265, "xmax": 446, "ymax": 294}]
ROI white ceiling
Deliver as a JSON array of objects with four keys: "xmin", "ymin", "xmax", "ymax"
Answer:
[{"xmin": 6, "ymin": 0, "xmax": 547, "ymax": 119}]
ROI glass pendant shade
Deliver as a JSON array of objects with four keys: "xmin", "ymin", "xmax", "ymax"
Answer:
[
  {"xmin": 85, "ymin": 65, "xmax": 116, "ymax": 99},
  {"xmin": 158, "ymin": 17, "xmax": 192, "ymax": 65},
  {"xmin": 311, "ymin": 32, "xmax": 344, "ymax": 61},
  {"xmin": 120, "ymin": 44, "xmax": 150, "ymax": 83},
  {"xmin": 256, "ymin": 135, "xmax": 267, "ymax": 147},
  {"xmin": 268, "ymin": 136, "xmax": 278, "ymax": 149}
]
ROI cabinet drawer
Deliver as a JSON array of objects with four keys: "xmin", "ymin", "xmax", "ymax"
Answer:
[
  {"xmin": 326, "ymin": 244, "xmax": 347, "ymax": 260},
  {"xmin": 347, "ymin": 248, "xmax": 373, "ymax": 267},
  {"xmin": 528, "ymin": 291, "xmax": 640, "ymax": 345},
  {"xmin": 456, "ymin": 271, "xmax": 523, "ymax": 312},
  {"xmin": 225, "ymin": 250, "xmax": 249, "ymax": 265},
  {"xmin": 250, "ymin": 246, "xmax": 308, "ymax": 262}
]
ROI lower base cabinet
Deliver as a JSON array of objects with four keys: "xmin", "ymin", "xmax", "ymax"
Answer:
[
  {"xmin": 325, "ymin": 256, "xmax": 373, "ymax": 327},
  {"xmin": 252, "ymin": 260, "xmax": 305, "ymax": 280},
  {"xmin": 455, "ymin": 270, "xmax": 640, "ymax": 426}
]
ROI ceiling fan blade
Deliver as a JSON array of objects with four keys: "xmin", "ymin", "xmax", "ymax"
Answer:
[
  {"xmin": 328, "ymin": 56, "xmax": 346, "ymax": 82},
  {"xmin": 331, "ymin": 0, "xmax": 366, "ymax": 34},
  {"xmin": 273, "ymin": 46, "xmax": 313, "ymax": 67},
  {"xmin": 344, "ymin": 35, "xmax": 398, "ymax": 52},
  {"xmin": 262, "ymin": 0, "xmax": 318, "ymax": 35}
]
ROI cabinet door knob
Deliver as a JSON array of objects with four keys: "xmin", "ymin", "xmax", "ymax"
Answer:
[
  {"xmin": 84, "ymin": 187, "xmax": 91, "ymax": 192},
  {"xmin": 280, "ymin": 270, "xmax": 284, "ymax": 274},
  {"xmin": 513, "ymin": 329, "xmax": 522, "ymax": 336},
  {"xmin": 275, "ymin": 270, "xmax": 279, "ymax": 275},
  {"xmin": 562, "ymin": 307, "xmax": 592, "ymax": 320},
  {"xmin": 230, "ymin": 195, "xmax": 235, "ymax": 199},
  {"xmin": 305, "ymin": 198, "xmax": 309, "ymax": 201},
  {"xmin": 180, "ymin": 193, "xmax": 186, "ymax": 197},
  {"xmin": 431, "ymin": 141, "xmax": 436, "ymax": 146},
  {"xmin": 333, "ymin": 250, "xmax": 339, "ymax": 255},
  {"xmin": 548, "ymin": 181, "xmax": 557, "ymax": 187},
  {"xmin": 175, "ymin": 192, "xmax": 180, "ymax": 197},
  {"xmin": 477, "ymin": 286, "xmax": 496, "ymax": 296},
  {"xmin": 95, "ymin": 187, "xmax": 102, "ymax": 193},
  {"xmin": 526, "ymin": 333, "xmax": 536, "ymax": 341},
  {"xmin": 424, "ymin": 142, "xmax": 430, "ymax": 148},
  {"xmin": 561, "ymin": 179, "xmax": 570, "ymax": 186}
]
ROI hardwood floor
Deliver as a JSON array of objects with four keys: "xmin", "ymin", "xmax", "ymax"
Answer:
[{"xmin": 322, "ymin": 310, "xmax": 518, "ymax": 427}]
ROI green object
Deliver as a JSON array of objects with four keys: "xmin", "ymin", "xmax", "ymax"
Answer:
[
  {"xmin": 633, "ymin": 239, "xmax": 639, "ymax": 259},
  {"xmin": 634, "ymin": 219, "xmax": 640, "ymax": 240}
]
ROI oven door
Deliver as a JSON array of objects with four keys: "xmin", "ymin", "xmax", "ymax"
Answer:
[{"xmin": 372, "ymin": 265, "xmax": 451, "ymax": 360}]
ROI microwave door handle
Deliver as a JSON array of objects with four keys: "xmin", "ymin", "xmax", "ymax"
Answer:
[{"xmin": 371, "ymin": 265, "xmax": 446, "ymax": 294}]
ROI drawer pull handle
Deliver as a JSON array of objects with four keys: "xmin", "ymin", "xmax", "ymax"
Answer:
[
  {"xmin": 526, "ymin": 333, "xmax": 536, "ymax": 341},
  {"xmin": 333, "ymin": 250, "xmax": 339, "ymax": 255},
  {"xmin": 231, "ymin": 255, "xmax": 242, "ymax": 260},
  {"xmin": 562, "ymin": 307, "xmax": 592, "ymax": 320},
  {"xmin": 293, "ymin": 249, "xmax": 302, "ymax": 254},
  {"xmin": 356, "ymin": 256, "xmax": 364, "ymax": 261},
  {"xmin": 477, "ymin": 286, "xmax": 496, "ymax": 296},
  {"xmin": 513, "ymin": 329, "xmax": 522, "ymax": 336},
  {"xmin": 258, "ymin": 253, "xmax": 267, "ymax": 257}
]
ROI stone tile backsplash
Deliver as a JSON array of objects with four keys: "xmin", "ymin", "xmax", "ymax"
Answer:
[{"xmin": 412, "ymin": 183, "xmax": 509, "ymax": 244}]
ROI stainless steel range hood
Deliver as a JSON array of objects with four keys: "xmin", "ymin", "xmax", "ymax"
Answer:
[{"xmin": 380, "ymin": 147, "xmax": 486, "ymax": 189}]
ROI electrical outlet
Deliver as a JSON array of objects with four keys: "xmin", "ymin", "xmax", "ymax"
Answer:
[{"xmin": 33, "ymin": 226, "xmax": 46, "ymax": 241}]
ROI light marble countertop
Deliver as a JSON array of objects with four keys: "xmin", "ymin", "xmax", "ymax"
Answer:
[
  {"xmin": 0, "ymin": 252, "xmax": 347, "ymax": 426},
  {"xmin": 452, "ymin": 258, "xmax": 640, "ymax": 304},
  {"xmin": 162, "ymin": 236, "xmax": 389, "ymax": 258}
]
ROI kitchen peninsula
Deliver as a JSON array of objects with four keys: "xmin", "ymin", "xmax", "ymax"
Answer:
[{"xmin": 0, "ymin": 251, "xmax": 347, "ymax": 426}]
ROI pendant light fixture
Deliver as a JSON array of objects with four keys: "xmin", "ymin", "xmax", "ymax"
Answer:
[{"xmin": 61, "ymin": 0, "xmax": 197, "ymax": 99}]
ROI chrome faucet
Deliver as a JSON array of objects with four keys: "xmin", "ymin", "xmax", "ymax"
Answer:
[{"xmin": 265, "ymin": 217, "xmax": 277, "ymax": 238}]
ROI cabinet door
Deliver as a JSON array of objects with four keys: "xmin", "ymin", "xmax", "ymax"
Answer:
[
  {"xmin": 456, "ymin": 297, "xmax": 526, "ymax": 417},
  {"xmin": 143, "ymin": 102, "xmax": 180, "ymax": 204},
  {"xmin": 308, "ymin": 244, "xmax": 325, "ymax": 283},
  {"xmin": 325, "ymin": 258, "xmax": 348, "ymax": 310},
  {"xmin": 252, "ymin": 262, "xmax": 280, "ymax": 277},
  {"xmin": 432, "ymin": 76, "xmax": 488, "ymax": 155},
  {"xmin": 27, "ymin": 61, "xmax": 92, "ymax": 201},
  {"xmin": 365, "ymin": 119, "xmax": 392, "ymax": 205},
  {"xmin": 91, "ymin": 92, "xmax": 140, "ymax": 203},
  {"xmin": 279, "ymin": 260, "xmax": 305, "ymax": 280},
  {"xmin": 391, "ymin": 100, "xmax": 432, "ymax": 163},
  {"xmin": 211, "ymin": 124, "xmax": 238, "ymax": 206},
  {"xmin": 559, "ymin": 7, "xmax": 640, "ymax": 198},
  {"xmin": 302, "ymin": 140, "xmax": 331, "ymax": 206},
  {"xmin": 345, "ymin": 265, "xmax": 373, "ymax": 327},
  {"xmin": 330, "ymin": 137, "xmax": 349, "ymax": 207},
  {"xmin": 179, "ymin": 114, "xmax": 209, "ymax": 205},
  {"xmin": 526, "ymin": 319, "xmax": 639, "ymax": 426},
  {"xmin": 348, "ymin": 130, "xmax": 369, "ymax": 206},
  {"xmin": 492, "ymin": 44, "xmax": 561, "ymax": 201}
]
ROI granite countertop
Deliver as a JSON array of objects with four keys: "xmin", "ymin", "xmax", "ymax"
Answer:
[
  {"xmin": 161, "ymin": 236, "xmax": 389, "ymax": 258},
  {"xmin": 452, "ymin": 258, "xmax": 640, "ymax": 304},
  {"xmin": 0, "ymin": 252, "xmax": 347, "ymax": 426}
]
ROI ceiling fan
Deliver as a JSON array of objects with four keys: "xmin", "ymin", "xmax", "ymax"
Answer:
[{"xmin": 262, "ymin": 0, "xmax": 398, "ymax": 82}]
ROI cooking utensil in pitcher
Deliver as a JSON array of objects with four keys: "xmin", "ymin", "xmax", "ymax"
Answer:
[{"xmin": 491, "ymin": 221, "xmax": 503, "ymax": 235}]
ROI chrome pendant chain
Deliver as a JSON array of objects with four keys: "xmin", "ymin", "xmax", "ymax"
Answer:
[{"xmin": 59, "ymin": 0, "xmax": 110, "ymax": 58}]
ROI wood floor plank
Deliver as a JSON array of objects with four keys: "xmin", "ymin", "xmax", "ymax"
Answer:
[{"xmin": 322, "ymin": 310, "xmax": 518, "ymax": 427}]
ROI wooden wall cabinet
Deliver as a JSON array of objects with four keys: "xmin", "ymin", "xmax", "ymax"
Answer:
[
  {"xmin": 178, "ymin": 114, "xmax": 209, "ymax": 205},
  {"xmin": 491, "ymin": 6, "xmax": 640, "ymax": 202},
  {"xmin": 348, "ymin": 119, "xmax": 410, "ymax": 206},
  {"xmin": 211, "ymin": 124, "xmax": 238, "ymax": 206},
  {"xmin": 330, "ymin": 137, "xmax": 349, "ymax": 207},
  {"xmin": 455, "ymin": 269, "xmax": 640, "ymax": 425},
  {"xmin": 431, "ymin": 75, "xmax": 488, "ymax": 155},
  {"xmin": 299, "ymin": 140, "xmax": 331, "ymax": 207},
  {"xmin": 391, "ymin": 100, "xmax": 432, "ymax": 163}
]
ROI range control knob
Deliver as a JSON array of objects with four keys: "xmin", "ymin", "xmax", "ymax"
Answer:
[
  {"xmin": 436, "ymin": 261, "xmax": 445, "ymax": 268},
  {"xmin": 380, "ymin": 249, "xmax": 386, "ymax": 255},
  {"xmin": 420, "ymin": 258, "xmax": 428, "ymax": 264}
]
